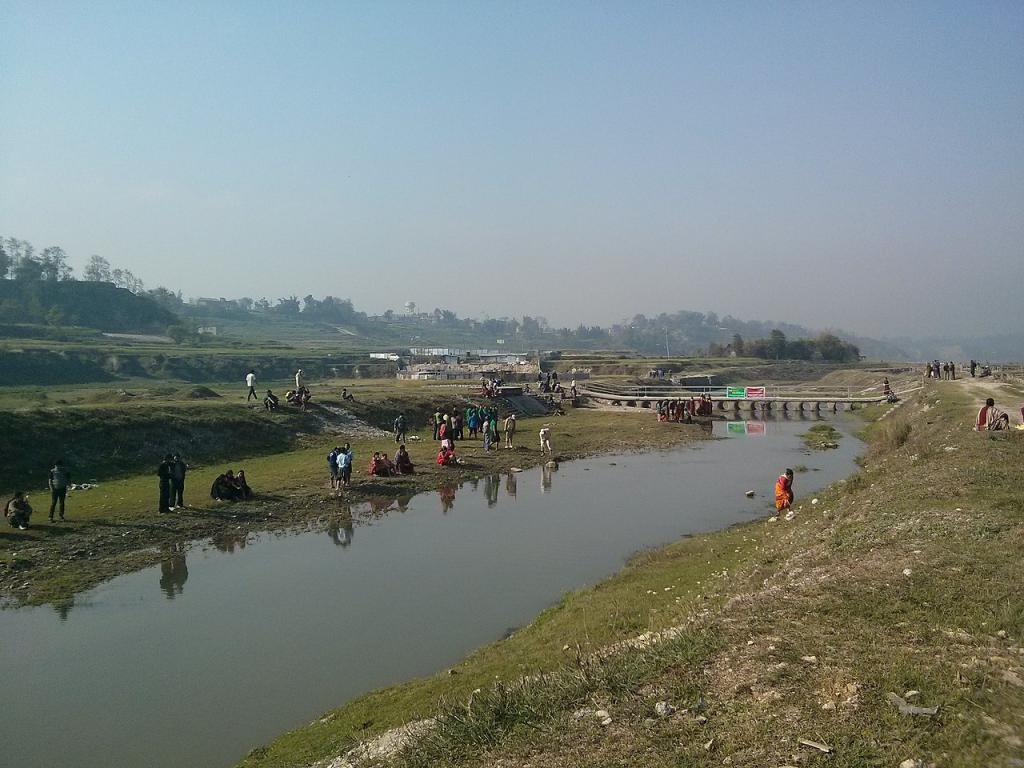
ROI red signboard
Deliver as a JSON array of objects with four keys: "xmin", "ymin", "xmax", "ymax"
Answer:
[{"xmin": 745, "ymin": 386, "xmax": 766, "ymax": 399}]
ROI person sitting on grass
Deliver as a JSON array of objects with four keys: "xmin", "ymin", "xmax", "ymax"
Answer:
[
  {"xmin": 368, "ymin": 452, "xmax": 392, "ymax": 477},
  {"xmin": 235, "ymin": 470, "xmax": 253, "ymax": 500},
  {"xmin": 211, "ymin": 470, "xmax": 242, "ymax": 501},
  {"xmin": 264, "ymin": 389, "xmax": 279, "ymax": 411},
  {"xmin": 5, "ymin": 491, "xmax": 32, "ymax": 530},
  {"xmin": 394, "ymin": 444, "xmax": 415, "ymax": 475},
  {"xmin": 976, "ymin": 397, "xmax": 1010, "ymax": 431},
  {"xmin": 775, "ymin": 468, "xmax": 794, "ymax": 513},
  {"xmin": 436, "ymin": 446, "xmax": 459, "ymax": 466},
  {"xmin": 341, "ymin": 387, "xmax": 355, "ymax": 402}
]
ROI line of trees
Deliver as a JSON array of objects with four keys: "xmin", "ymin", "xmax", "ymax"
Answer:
[
  {"xmin": 0, "ymin": 236, "xmax": 187, "ymax": 312},
  {"xmin": 711, "ymin": 330, "xmax": 860, "ymax": 362}
]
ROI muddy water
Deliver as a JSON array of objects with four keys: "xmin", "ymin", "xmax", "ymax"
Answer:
[{"xmin": 1, "ymin": 417, "xmax": 862, "ymax": 768}]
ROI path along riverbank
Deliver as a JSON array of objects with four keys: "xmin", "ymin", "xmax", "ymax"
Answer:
[{"xmin": 240, "ymin": 378, "xmax": 1024, "ymax": 768}]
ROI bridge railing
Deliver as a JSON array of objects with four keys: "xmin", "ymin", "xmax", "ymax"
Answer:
[{"xmin": 578, "ymin": 381, "xmax": 868, "ymax": 400}]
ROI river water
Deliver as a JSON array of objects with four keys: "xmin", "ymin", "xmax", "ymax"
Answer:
[{"xmin": 1, "ymin": 416, "xmax": 862, "ymax": 768}]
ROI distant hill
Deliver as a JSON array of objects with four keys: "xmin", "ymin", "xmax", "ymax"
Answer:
[
  {"xmin": 0, "ymin": 280, "xmax": 177, "ymax": 332},
  {"xmin": 886, "ymin": 334, "xmax": 1024, "ymax": 362}
]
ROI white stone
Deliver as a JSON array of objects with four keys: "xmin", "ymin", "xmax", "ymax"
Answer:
[{"xmin": 654, "ymin": 701, "xmax": 676, "ymax": 717}]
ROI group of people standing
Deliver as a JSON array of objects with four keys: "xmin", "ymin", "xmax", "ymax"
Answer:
[
  {"xmin": 926, "ymin": 360, "xmax": 958, "ymax": 380},
  {"xmin": 327, "ymin": 444, "xmax": 354, "ymax": 487},
  {"xmin": 156, "ymin": 454, "xmax": 189, "ymax": 514},
  {"xmin": 655, "ymin": 394, "xmax": 713, "ymax": 422}
]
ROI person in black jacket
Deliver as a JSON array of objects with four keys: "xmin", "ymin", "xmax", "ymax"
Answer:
[
  {"xmin": 170, "ymin": 454, "xmax": 188, "ymax": 509},
  {"xmin": 157, "ymin": 454, "xmax": 174, "ymax": 514}
]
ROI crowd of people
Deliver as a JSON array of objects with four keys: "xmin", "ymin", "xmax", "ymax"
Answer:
[
  {"xmin": 926, "ymin": 360, "xmax": 991, "ymax": 380},
  {"xmin": 655, "ymin": 394, "xmax": 714, "ymax": 421}
]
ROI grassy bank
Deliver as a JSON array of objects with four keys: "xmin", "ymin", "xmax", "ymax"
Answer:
[
  {"xmin": 0, "ymin": 384, "xmax": 707, "ymax": 608},
  {"xmin": 238, "ymin": 378, "xmax": 1023, "ymax": 768}
]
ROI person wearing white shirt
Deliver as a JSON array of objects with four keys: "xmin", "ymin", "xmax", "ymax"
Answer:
[{"xmin": 245, "ymin": 370, "xmax": 257, "ymax": 401}]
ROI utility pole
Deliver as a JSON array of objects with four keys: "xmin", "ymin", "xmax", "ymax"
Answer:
[{"xmin": 665, "ymin": 329, "xmax": 670, "ymax": 358}]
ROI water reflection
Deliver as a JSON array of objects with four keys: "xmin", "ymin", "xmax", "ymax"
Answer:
[
  {"xmin": 541, "ymin": 463, "xmax": 555, "ymax": 493},
  {"xmin": 212, "ymin": 530, "xmax": 248, "ymax": 553},
  {"xmin": 159, "ymin": 542, "xmax": 188, "ymax": 599},
  {"xmin": 483, "ymin": 474, "xmax": 500, "ymax": 508},
  {"xmin": 438, "ymin": 484, "xmax": 456, "ymax": 514},
  {"xmin": 327, "ymin": 517, "xmax": 354, "ymax": 548},
  {"xmin": 504, "ymin": 471, "xmax": 518, "ymax": 499}
]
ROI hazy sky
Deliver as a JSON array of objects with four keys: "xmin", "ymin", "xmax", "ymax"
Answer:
[{"xmin": 2, "ymin": 1, "xmax": 1022, "ymax": 339}]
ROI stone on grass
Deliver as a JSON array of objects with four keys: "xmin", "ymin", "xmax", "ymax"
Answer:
[{"xmin": 654, "ymin": 701, "xmax": 676, "ymax": 717}]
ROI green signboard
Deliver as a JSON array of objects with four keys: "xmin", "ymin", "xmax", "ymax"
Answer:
[
  {"xmin": 726, "ymin": 386, "xmax": 746, "ymax": 398},
  {"xmin": 727, "ymin": 422, "xmax": 746, "ymax": 434}
]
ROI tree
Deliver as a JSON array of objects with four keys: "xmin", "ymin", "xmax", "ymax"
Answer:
[
  {"xmin": 39, "ymin": 246, "xmax": 72, "ymax": 280},
  {"xmin": 254, "ymin": 297, "xmax": 270, "ymax": 311},
  {"xmin": 272, "ymin": 296, "xmax": 301, "ymax": 316},
  {"xmin": 769, "ymin": 329, "xmax": 787, "ymax": 359},
  {"xmin": 13, "ymin": 256, "xmax": 43, "ymax": 281},
  {"xmin": 732, "ymin": 333, "xmax": 745, "ymax": 355},
  {"xmin": 0, "ymin": 242, "xmax": 9, "ymax": 279},
  {"xmin": 236, "ymin": 297, "xmax": 254, "ymax": 312},
  {"xmin": 83, "ymin": 255, "xmax": 112, "ymax": 282}
]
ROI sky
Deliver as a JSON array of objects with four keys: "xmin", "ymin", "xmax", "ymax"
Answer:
[{"xmin": 2, "ymin": 1, "xmax": 1022, "ymax": 339}]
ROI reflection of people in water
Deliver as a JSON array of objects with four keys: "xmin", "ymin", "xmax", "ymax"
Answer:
[
  {"xmin": 504, "ymin": 471, "xmax": 517, "ymax": 498},
  {"xmin": 212, "ymin": 530, "xmax": 248, "ymax": 553},
  {"xmin": 438, "ymin": 484, "xmax": 456, "ymax": 514},
  {"xmin": 327, "ymin": 516, "xmax": 354, "ymax": 548},
  {"xmin": 395, "ymin": 494, "xmax": 412, "ymax": 513},
  {"xmin": 483, "ymin": 474, "xmax": 500, "ymax": 508},
  {"xmin": 159, "ymin": 542, "xmax": 188, "ymax": 599},
  {"xmin": 541, "ymin": 463, "xmax": 554, "ymax": 493}
]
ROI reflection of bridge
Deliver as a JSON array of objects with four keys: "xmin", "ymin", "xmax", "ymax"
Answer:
[{"xmin": 577, "ymin": 381, "xmax": 919, "ymax": 413}]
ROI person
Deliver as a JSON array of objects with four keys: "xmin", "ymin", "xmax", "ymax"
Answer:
[
  {"xmin": 157, "ymin": 454, "xmax": 174, "ymax": 514},
  {"xmin": 264, "ymin": 389, "xmax": 279, "ymax": 411},
  {"xmin": 339, "ymin": 444, "xmax": 353, "ymax": 487},
  {"xmin": 976, "ymin": 397, "xmax": 1010, "ymax": 431},
  {"xmin": 539, "ymin": 425, "xmax": 552, "ymax": 454},
  {"xmin": 236, "ymin": 470, "xmax": 253, "ymax": 499},
  {"xmin": 436, "ymin": 446, "xmax": 458, "ymax": 466},
  {"xmin": 949, "ymin": 361, "xmax": 956, "ymax": 380},
  {"xmin": 171, "ymin": 454, "xmax": 188, "ymax": 509},
  {"xmin": 482, "ymin": 417, "xmax": 493, "ymax": 452},
  {"xmin": 775, "ymin": 468, "xmax": 794, "ymax": 512},
  {"xmin": 341, "ymin": 387, "xmax": 355, "ymax": 402},
  {"xmin": 433, "ymin": 410, "xmax": 441, "ymax": 441},
  {"xmin": 211, "ymin": 470, "xmax": 242, "ymax": 501},
  {"xmin": 453, "ymin": 411, "xmax": 464, "ymax": 440},
  {"xmin": 970, "ymin": 359, "xmax": 977, "ymax": 378},
  {"xmin": 295, "ymin": 368, "xmax": 305, "ymax": 390},
  {"xmin": 394, "ymin": 444, "xmax": 415, "ymax": 474},
  {"xmin": 468, "ymin": 408, "xmax": 479, "ymax": 438},
  {"xmin": 368, "ymin": 452, "xmax": 391, "ymax": 477},
  {"xmin": 504, "ymin": 413, "xmax": 517, "ymax": 448},
  {"xmin": 5, "ymin": 491, "xmax": 32, "ymax": 529},
  {"xmin": 328, "ymin": 446, "xmax": 341, "ymax": 489},
  {"xmin": 48, "ymin": 459, "xmax": 70, "ymax": 522},
  {"xmin": 246, "ymin": 369, "xmax": 257, "ymax": 401},
  {"xmin": 394, "ymin": 413, "xmax": 407, "ymax": 444}
]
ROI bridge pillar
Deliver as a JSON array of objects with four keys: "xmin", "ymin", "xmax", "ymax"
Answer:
[{"xmin": 641, "ymin": 400, "xmax": 651, "ymax": 409}]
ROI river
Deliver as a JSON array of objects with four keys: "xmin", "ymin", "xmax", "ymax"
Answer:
[{"xmin": 1, "ymin": 416, "xmax": 862, "ymax": 768}]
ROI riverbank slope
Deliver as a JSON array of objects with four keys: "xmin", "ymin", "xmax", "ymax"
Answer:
[{"xmin": 239, "ymin": 377, "xmax": 1023, "ymax": 768}]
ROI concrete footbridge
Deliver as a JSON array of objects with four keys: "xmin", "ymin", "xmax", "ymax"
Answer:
[{"xmin": 576, "ymin": 380, "xmax": 920, "ymax": 413}]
